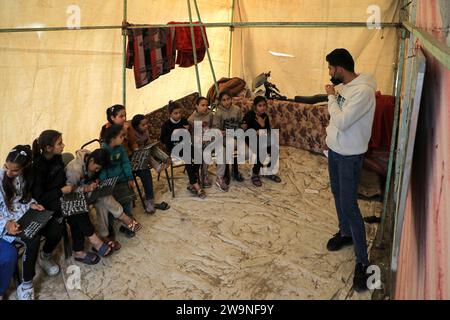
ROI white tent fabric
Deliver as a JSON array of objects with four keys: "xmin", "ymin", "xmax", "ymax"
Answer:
[
  {"xmin": 232, "ymin": 0, "xmax": 399, "ymax": 98},
  {"xmin": 0, "ymin": 0, "xmax": 398, "ymax": 160}
]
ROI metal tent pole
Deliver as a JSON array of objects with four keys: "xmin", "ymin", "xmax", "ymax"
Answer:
[
  {"xmin": 193, "ymin": 0, "xmax": 219, "ymax": 98},
  {"xmin": 377, "ymin": 28, "xmax": 407, "ymax": 247},
  {"xmin": 228, "ymin": 0, "xmax": 235, "ymax": 77},
  {"xmin": 0, "ymin": 22, "xmax": 400, "ymax": 33},
  {"xmin": 122, "ymin": 0, "xmax": 127, "ymax": 107},
  {"xmin": 187, "ymin": 0, "xmax": 202, "ymax": 95}
]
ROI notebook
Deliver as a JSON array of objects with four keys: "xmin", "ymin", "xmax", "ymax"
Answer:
[
  {"xmin": 87, "ymin": 176, "xmax": 119, "ymax": 204},
  {"xmin": 130, "ymin": 142, "xmax": 159, "ymax": 172},
  {"xmin": 61, "ymin": 190, "xmax": 89, "ymax": 217},
  {"xmin": 17, "ymin": 209, "xmax": 54, "ymax": 240}
]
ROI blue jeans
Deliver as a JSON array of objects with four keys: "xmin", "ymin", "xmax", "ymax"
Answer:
[
  {"xmin": 328, "ymin": 149, "xmax": 369, "ymax": 265},
  {"xmin": 135, "ymin": 169, "xmax": 154, "ymax": 200},
  {"xmin": 0, "ymin": 239, "xmax": 18, "ymax": 295}
]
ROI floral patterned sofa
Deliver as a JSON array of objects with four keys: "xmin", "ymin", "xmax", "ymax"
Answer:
[
  {"xmin": 145, "ymin": 93, "xmax": 328, "ymax": 155},
  {"xmin": 231, "ymin": 97, "xmax": 329, "ymax": 155}
]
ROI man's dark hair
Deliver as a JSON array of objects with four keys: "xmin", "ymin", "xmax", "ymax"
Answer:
[{"xmin": 326, "ymin": 48, "xmax": 355, "ymax": 72}]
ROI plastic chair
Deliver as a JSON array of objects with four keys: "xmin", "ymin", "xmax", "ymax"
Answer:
[
  {"xmin": 166, "ymin": 156, "xmax": 186, "ymax": 198},
  {"xmin": 61, "ymin": 152, "xmax": 75, "ymax": 167}
]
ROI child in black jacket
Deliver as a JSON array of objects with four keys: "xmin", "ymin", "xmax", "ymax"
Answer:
[
  {"xmin": 160, "ymin": 101, "xmax": 206, "ymax": 198},
  {"xmin": 242, "ymin": 96, "xmax": 281, "ymax": 187},
  {"xmin": 32, "ymin": 130, "xmax": 72, "ymax": 276}
]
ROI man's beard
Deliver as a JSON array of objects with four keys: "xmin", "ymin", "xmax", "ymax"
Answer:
[
  {"xmin": 330, "ymin": 70, "xmax": 343, "ymax": 85},
  {"xmin": 330, "ymin": 76, "xmax": 343, "ymax": 86}
]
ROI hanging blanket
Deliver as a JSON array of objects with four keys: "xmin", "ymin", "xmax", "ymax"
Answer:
[
  {"xmin": 168, "ymin": 21, "xmax": 209, "ymax": 68},
  {"xmin": 126, "ymin": 26, "xmax": 176, "ymax": 89}
]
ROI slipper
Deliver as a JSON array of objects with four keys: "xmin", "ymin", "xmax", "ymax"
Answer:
[
  {"xmin": 154, "ymin": 202, "xmax": 170, "ymax": 210},
  {"xmin": 264, "ymin": 175, "xmax": 282, "ymax": 183},
  {"xmin": 124, "ymin": 219, "xmax": 142, "ymax": 232},
  {"xmin": 104, "ymin": 237, "xmax": 121, "ymax": 251},
  {"xmin": 233, "ymin": 172, "xmax": 245, "ymax": 182},
  {"xmin": 196, "ymin": 189, "xmax": 207, "ymax": 199},
  {"xmin": 74, "ymin": 251, "xmax": 100, "ymax": 265},
  {"xmin": 111, "ymin": 240, "xmax": 121, "ymax": 251},
  {"xmin": 251, "ymin": 175, "xmax": 262, "ymax": 187},
  {"xmin": 119, "ymin": 225, "xmax": 136, "ymax": 238},
  {"xmin": 92, "ymin": 242, "xmax": 113, "ymax": 257}
]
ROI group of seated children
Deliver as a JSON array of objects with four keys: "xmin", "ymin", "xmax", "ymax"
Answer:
[
  {"xmin": 0, "ymin": 92, "xmax": 280, "ymax": 300},
  {"xmin": 160, "ymin": 93, "xmax": 281, "ymax": 198},
  {"xmin": 0, "ymin": 105, "xmax": 172, "ymax": 300}
]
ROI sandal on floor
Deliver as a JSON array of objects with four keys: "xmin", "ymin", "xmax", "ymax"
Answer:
[
  {"xmin": 126, "ymin": 219, "xmax": 142, "ymax": 232},
  {"xmin": 196, "ymin": 189, "xmax": 207, "ymax": 199},
  {"xmin": 92, "ymin": 241, "xmax": 113, "ymax": 257},
  {"xmin": 264, "ymin": 174, "xmax": 282, "ymax": 183},
  {"xmin": 104, "ymin": 236, "xmax": 121, "ymax": 251},
  {"xmin": 111, "ymin": 240, "xmax": 121, "ymax": 251},
  {"xmin": 74, "ymin": 251, "xmax": 100, "ymax": 265},
  {"xmin": 251, "ymin": 175, "xmax": 262, "ymax": 187},
  {"xmin": 154, "ymin": 202, "xmax": 170, "ymax": 210},
  {"xmin": 119, "ymin": 225, "xmax": 135, "ymax": 238},
  {"xmin": 233, "ymin": 172, "xmax": 245, "ymax": 182}
]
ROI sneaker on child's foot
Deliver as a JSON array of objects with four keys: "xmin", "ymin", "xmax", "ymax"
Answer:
[
  {"xmin": 16, "ymin": 283, "xmax": 35, "ymax": 300},
  {"xmin": 215, "ymin": 177, "xmax": 229, "ymax": 192},
  {"xmin": 353, "ymin": 263, "xmax": 370, "ymax": 292},
  {"xmin": 38, "ymin": 252, "xmax": 60, "ymax": 276}
]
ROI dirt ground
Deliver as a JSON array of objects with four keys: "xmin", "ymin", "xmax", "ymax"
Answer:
[{"xmin": 7, "ymin": 147, "xmax": 382, "ymax": 300}]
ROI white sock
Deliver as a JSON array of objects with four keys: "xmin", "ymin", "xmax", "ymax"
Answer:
[{"xmin": 21, "ymin": 281, "xmax": 33, "ymax": 290}]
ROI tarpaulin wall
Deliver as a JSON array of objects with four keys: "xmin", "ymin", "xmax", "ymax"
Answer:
[{"xmin": 395, "ymin": 0, "xmax": 450, "ymax": 300}]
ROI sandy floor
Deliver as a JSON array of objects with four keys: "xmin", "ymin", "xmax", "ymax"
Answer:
[{"xmin": 8, "ymin": 147, "xmax": 382, "ymax": 300}]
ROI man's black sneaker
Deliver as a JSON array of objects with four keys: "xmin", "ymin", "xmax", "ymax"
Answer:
[
  {"xmin": 326, "ymin": 231, "xmax": 353, "ymax": 251},
  {"xmin": 119, "ymin": 225, "xmax": 136, "ymax": 238},
  {"xmin": 353, "ymin": 263, "xmax": 369, "ymax": 292}
]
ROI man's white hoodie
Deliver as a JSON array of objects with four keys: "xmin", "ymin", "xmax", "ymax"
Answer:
[{"xmin": 326, "ymin": 73, "xmax": 377, "ymax": 156}]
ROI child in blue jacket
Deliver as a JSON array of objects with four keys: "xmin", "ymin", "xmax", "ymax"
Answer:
[{"xmin": 100, "ymin": 124, "xmax": 142, "ymax": 237}]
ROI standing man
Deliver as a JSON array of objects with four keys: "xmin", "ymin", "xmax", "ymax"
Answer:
[{"xmin": 324, "ymin": 48, "xmax": 377, "ymax": 292}]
